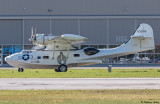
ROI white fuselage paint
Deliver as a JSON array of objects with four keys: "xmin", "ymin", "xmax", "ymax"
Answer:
[
  {"xmin": 5, "ymin": 42, "xmax": 153, "ymax": 69},
  {"xmin": 5, "ymin": 49, "xmax": 102, "ymax": 69}
]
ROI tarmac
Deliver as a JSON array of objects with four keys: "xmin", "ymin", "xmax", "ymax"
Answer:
[
  {"xmin": 0, "ymin": 78, "xmax": 160, "ymax": 90},
  {"xmin": 0, "ymin": 65, "xmax": 160, "ymax": 90}
]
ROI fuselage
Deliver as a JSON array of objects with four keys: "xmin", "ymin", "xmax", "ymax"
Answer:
[
  {"xmin": 5, "ymin": 48, "xmax": 102, "ymax": 69},
  {"xmin": 5, "ymin": 39, "xmax": 154, "ymax": 69}
]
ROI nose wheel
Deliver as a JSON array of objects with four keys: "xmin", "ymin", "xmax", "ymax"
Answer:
[
  {"xmin": 55, "ymin": 65, "xmax": 67, "ymax": 72},
  {"xmin": 18, "ymin": 68, "xmax": 24, "ymax": 72}
]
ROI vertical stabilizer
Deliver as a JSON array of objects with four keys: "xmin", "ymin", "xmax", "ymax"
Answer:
[{"xmin": 123, "ymin": 23, "xmax": 155, "ymax": 52}]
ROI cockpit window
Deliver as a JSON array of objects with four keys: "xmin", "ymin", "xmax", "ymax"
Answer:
[
  {"xmin": 22, "ymin": 50, "xmax": 32, "ymax": 54},
  {"xmin": 84, "ymin": 47, "xmax": 100, "ymax": 55}
]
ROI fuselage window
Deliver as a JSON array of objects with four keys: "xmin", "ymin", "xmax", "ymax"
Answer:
[
  {"xmin": 84, "ymin": 47, "xmax": 100, "ymax": 56},
  {"xmin": 43, "ymin": 56, "xmax": 49, "ymax": 59},
  {"xmin": 74, "ymin": 54, "xmax": 80, "ymax": 57},
  {"xmin": 37, "ymin": 56, "xmax": 41, "ymax": 59}
]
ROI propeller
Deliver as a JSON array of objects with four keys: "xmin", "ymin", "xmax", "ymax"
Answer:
[{"xmin": 29, "ymin": 27, "xmax": 37, "ymax": 45}]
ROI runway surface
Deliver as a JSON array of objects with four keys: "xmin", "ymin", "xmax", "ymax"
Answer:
[{"xmin": 0, "ymin": 78, "xmax": 160, "ymax": 90}]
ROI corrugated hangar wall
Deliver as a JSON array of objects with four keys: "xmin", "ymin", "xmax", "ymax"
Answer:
[
  {"xmin": 0, "ymin": 18, "xmax": 160, "ymax": 45},
  {"xmin": 0, "ymin": 0, "xmax": 160, "ymax": 45}
]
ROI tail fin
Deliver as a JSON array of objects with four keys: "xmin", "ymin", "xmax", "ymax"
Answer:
[
  {"xmin": 132, "ymin": 23, "xmax": 154, "ymax": 39},
  {"xmin": 122, "ymin": 23, "xmax": 155, "ymax": 52}
]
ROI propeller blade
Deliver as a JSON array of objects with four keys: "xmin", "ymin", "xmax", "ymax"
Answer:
[
  {"xmin": 29, "ymin": 27, "xmax": 37, "ymax": 45},
  {"xmin": 31, "ymin": 27, "xmax": 33, "ymax": 36}
]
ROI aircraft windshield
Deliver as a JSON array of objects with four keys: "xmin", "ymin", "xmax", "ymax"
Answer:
[{"xmin": 21, "ymin": 50, "xmax": 32, "ymax": 54}]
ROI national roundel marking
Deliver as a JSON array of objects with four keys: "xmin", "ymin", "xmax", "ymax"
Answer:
[{"xmin": 22, "ymin": 54, "xmax": 29, "ymax": 61}]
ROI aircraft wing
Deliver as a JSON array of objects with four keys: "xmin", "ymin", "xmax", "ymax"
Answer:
[
  {"xmin": 45, "ymin": 34, "xmax": 88, "ymax": 50},
  {"xmin": 53, "ymin": 34, "xmax": 88, "ymax": 44}
]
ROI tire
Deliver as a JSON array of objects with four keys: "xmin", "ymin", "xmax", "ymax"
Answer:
[
  {"xmin": 18, "ymin": 68, "xmax": 24, "ymax": 72},
  {"xmin": 55, "ymin": 69, "xmax": 59, "ymax": 72},
  {"xmin": 58, "ymin": 65, "xmax": 67, "ymax": 72}
]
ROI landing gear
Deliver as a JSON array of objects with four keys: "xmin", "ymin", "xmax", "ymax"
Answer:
[
  {"xmin": 55, "ymin": 65, "xmax": 67, "ymax": 72},
  {"xmin": 55, "ymin": 69, "xmax": 59, "ymax": 72},
  {"xmin": 18, "ymin": 68, "xmax": 24, "ymax": 72}
]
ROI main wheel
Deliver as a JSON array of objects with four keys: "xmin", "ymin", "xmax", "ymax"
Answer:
[
  {"xmin": 55, "ymin": 69, "xmax": 59, "ymax": 72},
  {"xmin": 58, "ymin": 65, "xmax": 67, "ymax": 72},
  {"xmin": 18, "ymin": 68, "xmax": 24, "ymax": 72}
]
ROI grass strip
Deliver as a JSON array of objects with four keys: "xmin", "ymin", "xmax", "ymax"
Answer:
[
  {"xmin": 0, "ymin": 89, "xmax": 159, "ymax": 104},
  {"xmin": 0, "ymin": 69, "xmax": 160, "ymax": 78}
]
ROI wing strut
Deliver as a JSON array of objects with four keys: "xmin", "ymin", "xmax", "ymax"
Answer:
[{"xmin": 52, "ymin": 41, "xmax": 56, "ymax": 59}]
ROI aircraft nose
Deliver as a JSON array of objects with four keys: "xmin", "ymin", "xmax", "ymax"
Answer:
[
  {"xmin": 5, "ymin": 54, "xmax": 20, "ymax": 68},
  {"xmin": 5, "ymin": 56, "xmax": 10, "ymax": 62},
  {"xmin": 5, "ymin": 55, "xmax": 14, "ymax": 62}
]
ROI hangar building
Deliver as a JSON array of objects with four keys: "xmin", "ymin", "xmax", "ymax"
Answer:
[{"xmin": 0, "ymin": 0, "xmax": 160, "ymax": 66}]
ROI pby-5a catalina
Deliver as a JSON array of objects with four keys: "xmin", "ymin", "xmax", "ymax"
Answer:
[{"xmin": 5, "ymin": 23, "xmax": 155, "ymax": 72}]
